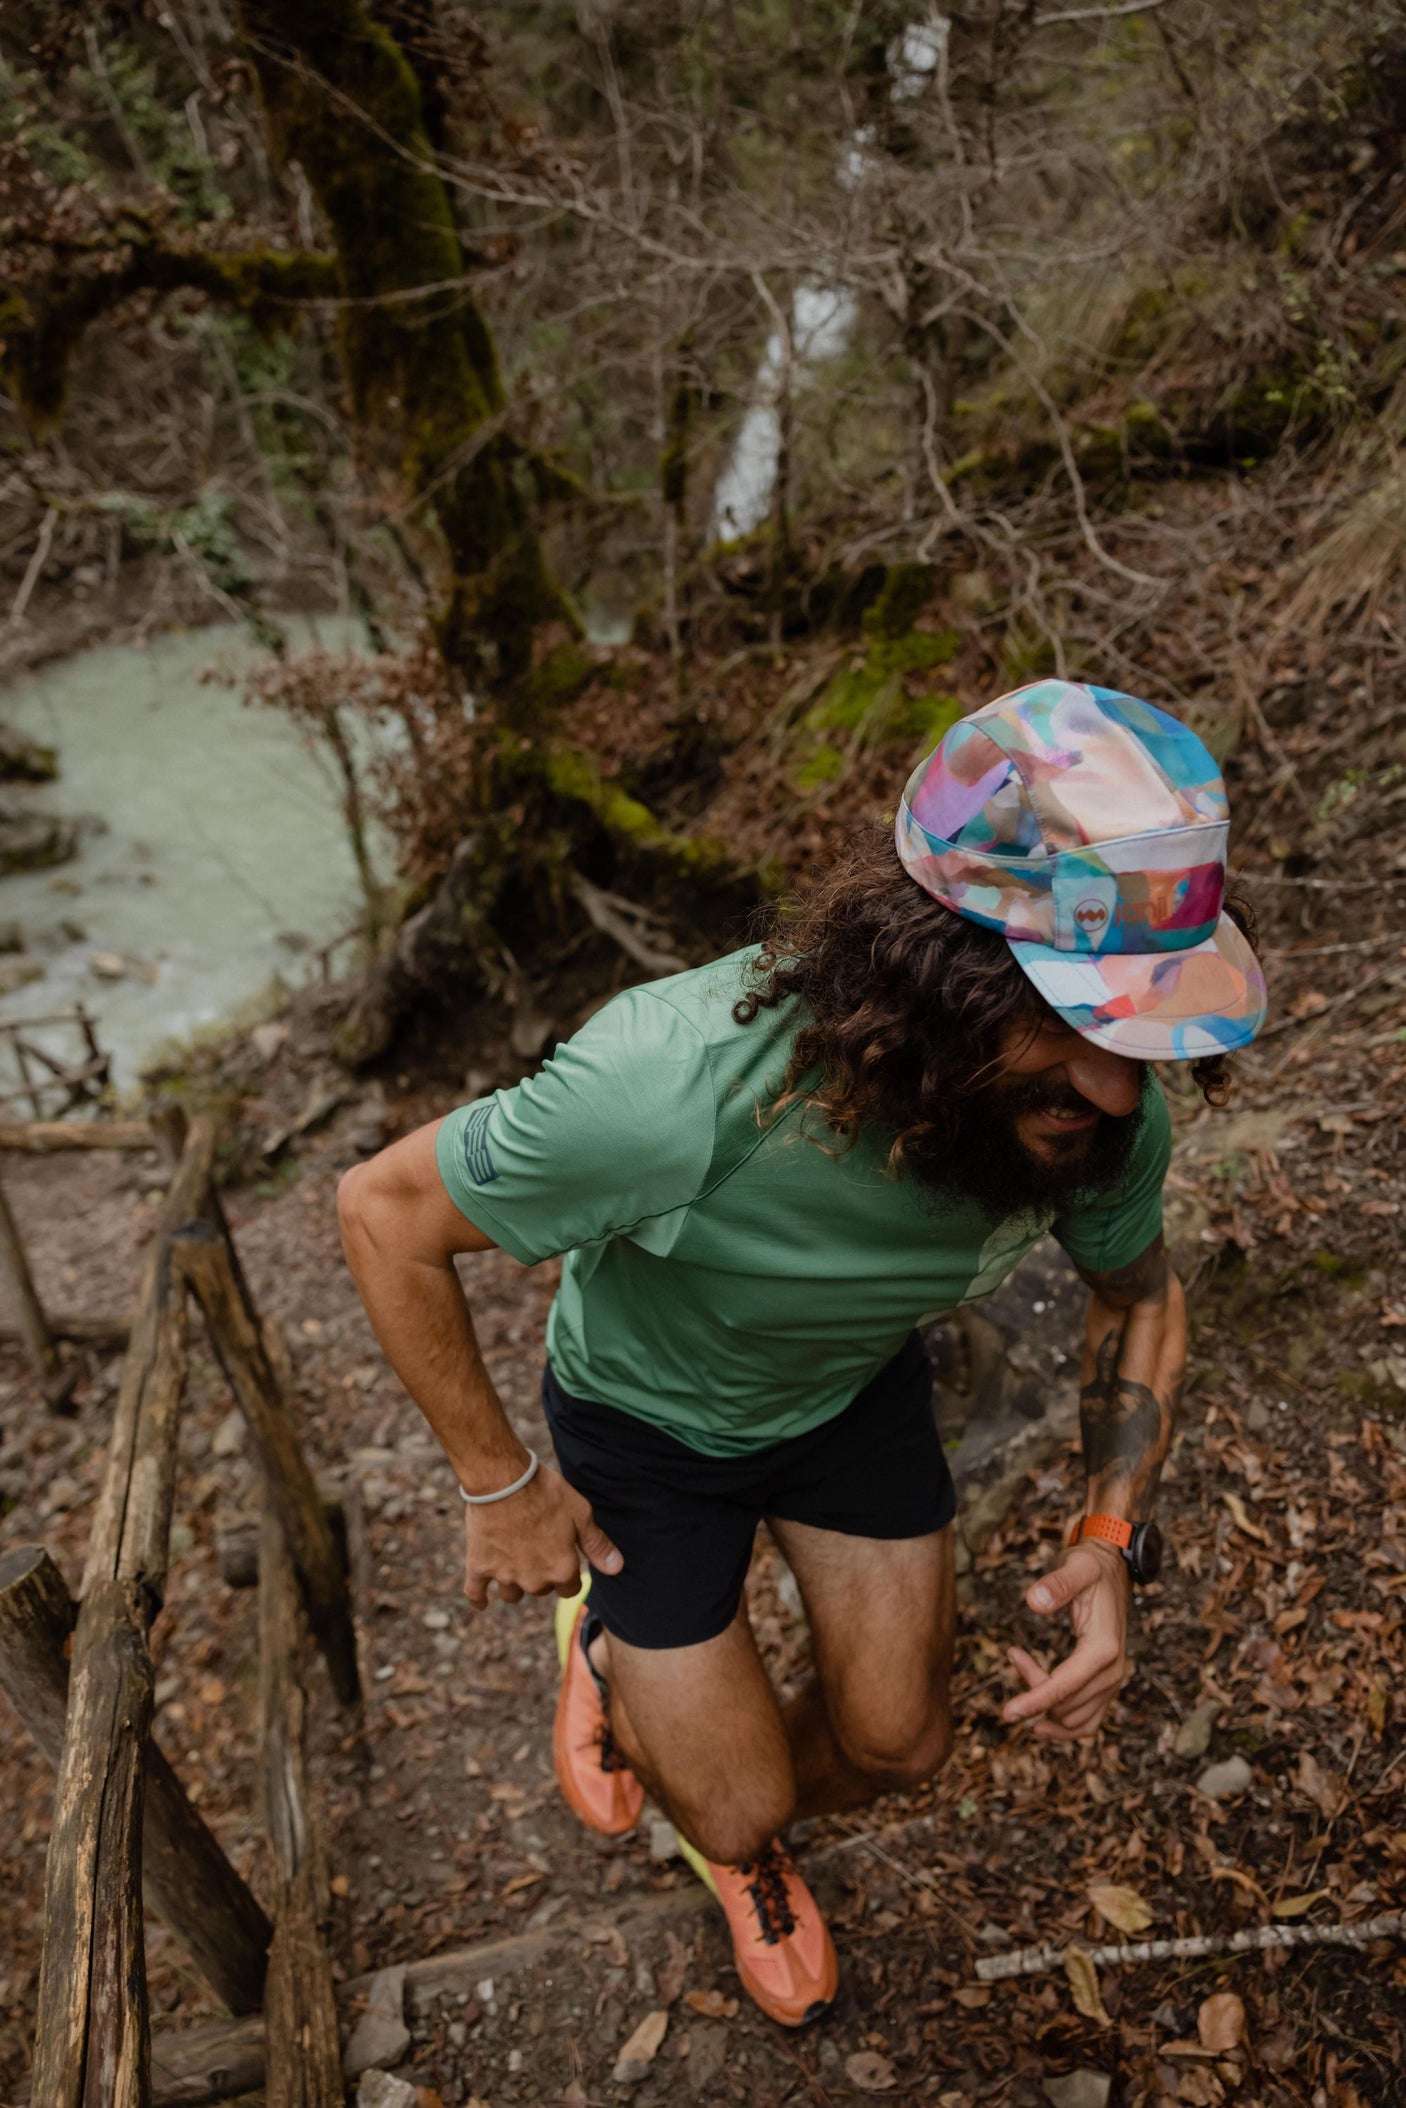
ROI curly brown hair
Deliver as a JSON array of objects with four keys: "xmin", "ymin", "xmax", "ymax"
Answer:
[{"xmin": 734, "ymin": 825, "xmax": 1257, "ymax": 1176}]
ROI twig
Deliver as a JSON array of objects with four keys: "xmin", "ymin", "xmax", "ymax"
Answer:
[
  {"xmin": 975, "ymin": 1911, "xmax": 1404, "ymax": 1983},
  {"xmin": 569, "ymin": 876, "xmax": 688, "ymax": 976},
  {"xmin": 1250, "ymin": 956, "xmax": 1401, "ymax": 1048},
  {"xmin": 7, "ymin": 507, "xmax": 58, "ymax": 628}
]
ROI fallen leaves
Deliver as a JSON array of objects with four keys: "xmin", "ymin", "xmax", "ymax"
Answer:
[
  {"xmin": 682, "ymin": 1988, "xmax": 738, "ymax": 2019},
  {"xmin": 1063, "ymin": 1947, "xmax": 1112, "ymax": 2029},
  {"xmin": 1197, "ymin": 1990, "xmax": 1246, "ymax": 2052},
  {"xmin": 1086, "ymin": 1883, "xmax": 1152, "ymax": 1937}
]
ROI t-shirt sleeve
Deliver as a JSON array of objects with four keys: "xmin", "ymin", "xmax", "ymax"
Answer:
[
  {"xmin": 433, "ymin": 986, "xmax": 716, "ymax": 1265},
  {"xmin": 1051, "ymin": 1074, "xmax": 1171, "ymax": 1277}
]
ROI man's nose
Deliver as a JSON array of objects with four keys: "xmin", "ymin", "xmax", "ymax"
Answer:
[{"xmin": 1064, "ymin": 1041, "xmax": 1144, "ymax": 1119}]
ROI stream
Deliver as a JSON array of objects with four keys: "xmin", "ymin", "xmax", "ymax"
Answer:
[{"xmin": 0, "ymin": 617, "xmax": 379, "ymax": 1094}]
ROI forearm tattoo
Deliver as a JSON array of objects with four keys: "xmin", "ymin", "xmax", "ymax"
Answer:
[{"xmin": 1077, "ymin": 1230, "xmax": 1184, "ymax": 1515}]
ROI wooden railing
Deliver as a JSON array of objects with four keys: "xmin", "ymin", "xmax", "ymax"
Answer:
[{"xmin": 0, "ymin": 1111, "xmax": 359, "ymax": 2106}]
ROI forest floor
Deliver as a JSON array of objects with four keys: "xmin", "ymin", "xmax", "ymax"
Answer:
[{"xmin": 1, "ymin": 642, "xmax": 1404, "ymax": 2108}]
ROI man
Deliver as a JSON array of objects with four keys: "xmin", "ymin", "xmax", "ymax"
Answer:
[{"xmin": 339, "ymin": 679, "xmax": 1266, "ymax": 2028}]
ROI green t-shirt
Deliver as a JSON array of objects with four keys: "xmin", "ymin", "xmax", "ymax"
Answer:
[{"xmin": 436, "ymin": 947, "xmax": 1170, "ymax": 1457}]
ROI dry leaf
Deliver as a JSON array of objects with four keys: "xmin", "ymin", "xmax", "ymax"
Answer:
[
  {"xmin": 683, "ymin": 1989, "xmax": 738, "ymax": 2019},
  {"xmin": 501, "ymin": 1869, "xmax": 545, "ymax": 1898},
  {"xmin": 1295, "ymin": 1749, "xmax": 1342, "ymax": 1820},
  {"xmin": 1087, "ymin": 1882, "xmax": 1153, "ymax": 1936},
  {"xmin": 1176, "ymin": 2070, "xmax": 1223, "ymax": 2107},
  {"xmin": 613, "ymin": 2009, "xmax": 669, "ymax": 2083},
  {"xmin": 844, "ymin": 2051, "xmax": 897, "ymax": 2092},
  {"xmin": 954, "ymin": 1985, "xmax": 991, "ymax": 2008},
  {"xmin": 329, "ymin": 1873, "xmax": 350, "ymax": 1898},
  {"xmin": 1064, "ymin": 1947, "xmax": 1112, "ymax": 2028},
  {"xmin": 1197, "ymin": 1991, "xmax": 1246, "ymax": 2052},
  {"xmin": 561, "ymin": 2085, "xmax": 588, "ymax": 2108},
  {"xmin": 1272, "ymin": 1889, "xmax": 1331, "ymax": 1919},
  {"xmin": 656, "ymin": 1930, "xmax": 688, "ymax": 2006},
  {"xmin": 1222, "ymin": 1491, "xmax": 1269, "ymax": 1544}
]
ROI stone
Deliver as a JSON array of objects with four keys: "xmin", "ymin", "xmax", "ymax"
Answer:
[
  {"xmin": 210, "ymin": 1408, "xmax": 246, "ymax": 1459},
  {"xmin": 648, "ymin": 1819, "xmax": 680, "ymax": 1863},
  {"xmin": 1196, "ymin": 1755, "xmax": 1252, "ymax": 1800},
  {"xmin": 1173, "ymin": 1701, "xmax": 1221, "ymax": 1760},
  {"xmin": 1042, "ymin": 2074, "xmax": 1112, "ymax": 2108},
  {"xmin": 1245, "ymin": 1399, "xmax": 1270, "ymax": 1432},
  {"xmin": 356, "ymin": 2073, "xmax": 416, "ymax": 2108},
  {"xmin": 0, "ymin": 954, "xmax": 43, "ymax": 995},
  {"xmin": 250, "ymin": 1020, "xmax": 290, "ymax": 1063},
  {"xmin": 0, "ymin": 803, "xmax": 76, "ymax": 876},
  {"xmin": 345, "ymin": 1964, "xmax": 411, "ymax": 2074}
]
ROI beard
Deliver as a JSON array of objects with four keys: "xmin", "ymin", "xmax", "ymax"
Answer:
[{"xmin": 917, "ymin": 1069, "xmax": 1149, "ymax": 1224}]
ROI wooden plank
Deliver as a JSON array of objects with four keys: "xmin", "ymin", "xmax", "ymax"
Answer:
[
  {"xmin": 31, "ymin": 1120, "xmax": 216, "ymax": 2108},
  {"xmin": 0, "ymin": 1119, "xmax": 157, "ymax": 1153},
  {"xmin": 259, "ymin": 1503, "xmax": 342, "ymax": 2108},
  {"xmin": 177, "ymin": 1221, "xmax": 360, "ymax": 1706}
]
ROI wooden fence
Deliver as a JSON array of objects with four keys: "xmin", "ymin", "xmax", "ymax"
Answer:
[{"xmin": 0, "ymin": 1112, "xmax": 360, "ymax": 2107}]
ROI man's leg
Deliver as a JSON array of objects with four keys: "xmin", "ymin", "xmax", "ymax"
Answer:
[
  {"xmin": 768, "ymin": 1518, "xmax": 956, "ymax": 1818},
  {"xmin": 600, "ymin": 1609, "xmax": 796, "ymax": 1867}
]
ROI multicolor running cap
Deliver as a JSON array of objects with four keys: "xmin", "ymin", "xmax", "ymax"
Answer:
[{"xmin": 895, "ymin": 679, "xmax": 1267, "ymax": 1059}]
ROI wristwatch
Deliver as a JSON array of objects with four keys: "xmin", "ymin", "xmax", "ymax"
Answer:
[{"xmin": 1069, "ymin": 1512, "xmax": 1164, "ymax": 1587}]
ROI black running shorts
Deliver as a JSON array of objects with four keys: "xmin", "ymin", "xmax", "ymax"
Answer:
[{"xmin": 541, "ymin": 1331, "xmax": 955, "ymax": 1651}]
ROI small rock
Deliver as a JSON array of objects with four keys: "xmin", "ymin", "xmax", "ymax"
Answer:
[
  {"xmin": 422, "ymin": 1609, "xmax": 451, "ymax": 1632},
  {"xmin": 1245, "ymin": 1399, "xmax": 1270, "ymax": 1432},
  {"xmin": 0, "ymin": 954, "xmax": 43, "ymax": 995},
  {"xmin": 250, "ymin": 1020, "xmax": 290, "ymax": 1064},
  {"xmin": 345, "ymin": 1964, "xmax": 410, "ymax": 2075},
  {"xmin": 648, "ymin": 1818, "xmax": 680, "ymax": 1863},
  {"xmin": 613, "ymin": 2009, "xmax": 668, "ymax": 2084},
  {"xmin": 58, "ymin": 917, "xmax": 87, "ymax": 943},
  {"xmin": 211, "ymin": 1408, "xmax": 246, "ymax": 1459},
  {"xmin": 356, "ymin": 2074, "xmax": 416, "ymax": 2108},
  {"xmin": 1042, "ymin": 2073, "xmax": 1112, "ymax": 2108},
  {"xmin": 89, "ymin": 950, "xmax": 128, "ymax": 979},
  {"xmin": 509, "ymin": 1006, "xmax": 555, "ymax": 1060},
  {"xmin": 1197, "ymin": 1755, "xmax": 1252, "ymax": 1800},
  {"xmin": 1174, "ymin": 1701, "xmax": 1221, "ymax": 1760},
  {"xmin": 446, "ymin": 2021, "xmax": 467, "ymax": 2049},
  {"xmin": 42, "ymin": 1473, "xmax": 81, "ymax": 1516}
]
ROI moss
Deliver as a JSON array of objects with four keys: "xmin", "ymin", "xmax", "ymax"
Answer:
[
  {"xmin": 794, "ymin": 743, "xmax": 847, "ymax": 790},
  {"xmin": 862, "ymin": 563, "xmax": 936, "ymax": 642},
  {"xmin": 519, "ymin": 639, "xmax": 597, "ymax": 719}
]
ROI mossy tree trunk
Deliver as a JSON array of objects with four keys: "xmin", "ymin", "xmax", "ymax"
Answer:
[{"xmin": 234, "ymin": 0, "xmax": 571, "ymax": 705}]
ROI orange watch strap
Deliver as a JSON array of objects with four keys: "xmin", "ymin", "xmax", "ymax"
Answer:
[{"xmin": 1069, "ymin": 1513, "xmax": 1134, "ymax": 1552}]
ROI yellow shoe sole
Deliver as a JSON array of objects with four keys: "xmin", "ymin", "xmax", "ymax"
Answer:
[
  {"xmin": 672, "ymin": 1828, "xmax": 719, "ymax": 1899},
  {"xmin": 554, "ymin": 1570, "xmax": 590, "ymax": 1672}
]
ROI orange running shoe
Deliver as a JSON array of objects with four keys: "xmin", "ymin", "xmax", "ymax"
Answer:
[
  {"xmin": 552, "ymin": 1580, "xmax": 644, "ymax": 1837},
  {"xmin": 676, "ymin": 1831, "xmax": 838, "ymax": 2027}
]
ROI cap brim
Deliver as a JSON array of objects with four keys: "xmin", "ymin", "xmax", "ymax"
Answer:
[{"xmin": 1008, "ymin": 911, "xmax": 1267, "ymax": 1059}]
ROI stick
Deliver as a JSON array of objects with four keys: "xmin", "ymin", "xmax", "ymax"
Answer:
[
  {"xmin": 0, "ymin": 1120, "xmax": 156, "ymax": 1153},
  {"xmin": 974, "ymin": 1911, "xmax": 1406, "ymax": 1983},
  {"xmin": 175, "ymin": 1219, "xmax": 360, "ymax": 1705},
  {"xmin": 570, "ymin": 874, "xmax": 689, "ymax": 976},
  {"xmin": 259, "ymin": 1500, "xmax": 342, "ymax": 2107},
  {"xmin": 0, "ymin": 1165, "xmax": 63, "ymax": 1396}
]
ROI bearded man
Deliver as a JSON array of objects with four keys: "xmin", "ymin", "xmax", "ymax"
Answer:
[{"xmin": 339, "ymin": 680, "xmax": 1266, "ymax": 2027}]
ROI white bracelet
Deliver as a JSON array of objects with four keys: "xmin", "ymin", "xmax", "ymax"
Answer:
[{"xmin": 458, "ymin": 1448, "xmax": 540, "ymax": 1506}]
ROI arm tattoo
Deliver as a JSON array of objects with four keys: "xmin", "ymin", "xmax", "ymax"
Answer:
[{"xmin": 1080, "ymin": 1328, "xmax": 1173, "ymax": 1504}]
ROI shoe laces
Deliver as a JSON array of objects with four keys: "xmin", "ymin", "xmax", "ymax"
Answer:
[{"xmin": 739, "ymin": 1842, "xmax": 798, "ymax": 1945}]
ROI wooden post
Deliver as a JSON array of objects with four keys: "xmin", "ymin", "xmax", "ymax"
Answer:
[
  {"xmin": 30, "ymin": 1118, "xmax": 216, "ymax": 2108},
  {"xmin": 0, "ymin": 1164, "xmax": 65, "ymax": 1399},
  {"xmin": 0, "ymin": 1546, "xmax": 270, "ymax": 2015},
  {"xmin": 176, "ymin": 1221, "xmax": 360, "ymax": 1707},
  {"xmin": 259, "ymin": 1503, "xmax": 342, "ymax": 2108}
]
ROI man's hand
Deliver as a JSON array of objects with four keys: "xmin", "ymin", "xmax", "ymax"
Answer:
[
  {"xmin": 463, "ymin": 1461, "xmax": 622, "ymax": 1610},
  {"xmin": 1001, "ymin": 1540, "xmax": 1129, "ymax": 1741}
]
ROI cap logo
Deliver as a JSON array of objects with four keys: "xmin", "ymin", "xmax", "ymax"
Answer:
[{"xmin": 1074, "ymin": 899, "xmax": 1109, "ymax": 933}]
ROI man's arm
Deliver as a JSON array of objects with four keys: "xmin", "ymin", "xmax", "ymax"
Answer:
[
  {"xmin": 1002, "ymin": 1233, "xmax": 1185, "ymax": 1741},
  {"xmin": 337, "ymin": 1119, "xmax": 621, "ymax": 1609}
]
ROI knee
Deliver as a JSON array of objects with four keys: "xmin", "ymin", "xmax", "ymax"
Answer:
[
  {"xmin": 677, "ymin": 1788, "xmax": 796, "ymax": 1870},
  {"xmin": 839, "ymin": 1706, "xmax": 954, "ymax": 1794}
]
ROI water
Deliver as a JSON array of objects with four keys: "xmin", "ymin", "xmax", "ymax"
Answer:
[{"xmin": 0, "ymin": 617, "xmax": 380, "ymax": 1091}]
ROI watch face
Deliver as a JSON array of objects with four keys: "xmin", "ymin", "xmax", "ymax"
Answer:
[{"xmin": 1132, "ymin": 1520, "xmax": 1164, "ymax": 1586}]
